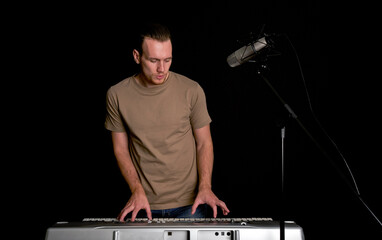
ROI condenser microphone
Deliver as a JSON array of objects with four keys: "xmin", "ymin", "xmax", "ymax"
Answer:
[{"xmin": 227, "ymin": 36, "xmax": 269, "ymax": 67}]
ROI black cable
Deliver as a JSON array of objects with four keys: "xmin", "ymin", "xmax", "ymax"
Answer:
[{"xmin": 284, "ymin": 33, "xmax": 381, "ymax": 227}]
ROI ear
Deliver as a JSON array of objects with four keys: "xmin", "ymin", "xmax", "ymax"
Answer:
[{"xmin": 133, "ymin": 49, "xmax": 140, "ymax": 64}]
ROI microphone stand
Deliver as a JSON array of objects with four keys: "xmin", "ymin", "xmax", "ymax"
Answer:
[
  {"xmin": 254, "ymin": 64, "xmax": 367, "ymax": 240},
  {"xmin": 256, "ymin": 66, "xmax": 359, "ymax": 193},
  {"xmin": 280, "ymin": 126, "xmax": 286, "ymax": 240}
]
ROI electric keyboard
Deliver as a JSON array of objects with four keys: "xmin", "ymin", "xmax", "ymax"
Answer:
[{"xmin": 45, "ymin": 217, "xmax": 305, "ymax": 240}]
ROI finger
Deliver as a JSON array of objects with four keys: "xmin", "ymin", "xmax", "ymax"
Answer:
[
  {"xmin": 117, "ymin": 211, "xmax": 123, "ymax": 221},
  {"xmin": 145, "ymin": 206, "xmax": 152, "ymax": 220},
  {"xmin": 118, "ymin": 207, "xmax": 131, "ymax": 222},
  {"xmin": 218, "ymin": 201, "xmax": 230, "ymax": 215},
  {"xmin": 191, "ymin": 201, "xmax": 200, "ymax": 215},
  {"xmin": 222, "ymin": 209, "xmax": 229, "ymax": 215},
  {"xmin": 212, "ymin": 204, "xmax": 218, "ymax": 218},
  {"xmin": 131, "ymin": 209, "xmax": 139, "ymax": 222}
]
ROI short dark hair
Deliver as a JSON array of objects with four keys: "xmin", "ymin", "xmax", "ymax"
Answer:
[{"xmin": 133, "ymin": 22, "xmax": 172, "ymax": 53}]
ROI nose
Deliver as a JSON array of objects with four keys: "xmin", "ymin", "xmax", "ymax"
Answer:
[{"xmin": 157, "ymin": 61, "xmax": 164, "ymax": 73}]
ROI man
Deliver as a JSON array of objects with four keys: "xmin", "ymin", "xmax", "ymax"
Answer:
[{"xmin": 105, "ymin": 23, "xmax": 229, "ymax": 221}]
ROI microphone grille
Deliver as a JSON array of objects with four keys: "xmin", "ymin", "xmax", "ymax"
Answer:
[
  {"xmin": 227, "ymin": 53, "xmax": 240, "ymax": 67},
  {"xmin": 226, "ymin": 37, "xmax": 269, "ymax": 68}
]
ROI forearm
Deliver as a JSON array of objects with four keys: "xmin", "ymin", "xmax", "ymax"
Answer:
[
  {"xmin": 115, "ymin": 151, "xmax": 144, "ymax": 193},
  {"xmin": 111, "ymin": 132, "xmax": 151, "ymax": 221},
  {"xmin": 192, "ymin": 125, "xmax": 230, "ymax": 217},
  {"xmin": 111, "ymin": 132, "xmax": 143, "ymax": 193},
  {"xmin": 196, "ymin": 138, "xmax": 214, "ymax": 190}
]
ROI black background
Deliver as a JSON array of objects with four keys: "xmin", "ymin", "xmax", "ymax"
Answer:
[{"xmin": 6, "ymin": 1, "xmax": 382, "ymax": 239}]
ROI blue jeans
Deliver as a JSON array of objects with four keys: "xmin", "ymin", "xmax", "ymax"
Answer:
[{"xmin": 137, "ymin": 204, "xmax": 207, "ymax": 218}]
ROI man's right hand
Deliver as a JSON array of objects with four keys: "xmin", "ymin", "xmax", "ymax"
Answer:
[{"xmin": 117, "ymin": 188, "xmax": 152, "ymax": 222}]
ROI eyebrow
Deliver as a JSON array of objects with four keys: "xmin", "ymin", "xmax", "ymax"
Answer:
[{"xmin": 149, "ymin": 57, "xmax": 172, "ymax": 61}]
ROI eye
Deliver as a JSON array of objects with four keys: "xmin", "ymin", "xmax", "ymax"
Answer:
[{"xmin": 150, "ymin": 59, "xmax": 158, "ymax": 63}]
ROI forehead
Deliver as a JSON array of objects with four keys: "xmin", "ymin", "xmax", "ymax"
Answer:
[{"xmin": 141, "ymin": 37, "xmax": 172, "ymax": 58}]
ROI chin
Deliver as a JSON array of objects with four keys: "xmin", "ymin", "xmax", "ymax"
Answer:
[
  {"xmin": 152, "ymin": 75, "xmax": 167, "ymax": 84},
  {"xmin": 154, "ymin": 80, "xmax": 166, "ymax": 85}
]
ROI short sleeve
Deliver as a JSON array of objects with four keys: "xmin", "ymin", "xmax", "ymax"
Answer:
[
  {"xmin": 104, "ymin": 87, "xmax": 126, "ymax": 132},
  {"xmin": 189, "ymin": 84, "xmax": 212, "ymax": 129}
]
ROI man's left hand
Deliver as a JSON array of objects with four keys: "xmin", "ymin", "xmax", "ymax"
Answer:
[{"xmin": 191, "ymin": 187, "xmax": 230, "ymax": 218}]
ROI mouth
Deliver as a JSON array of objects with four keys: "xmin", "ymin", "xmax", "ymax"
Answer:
[{"xmin": 156, "ymin": 74, "xmax": 165, "ymax": 80}]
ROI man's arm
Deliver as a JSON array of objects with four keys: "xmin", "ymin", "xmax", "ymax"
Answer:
[
  {"xmin": 111, "ymin": 131, "xmax": 152, "ymax": 221},
  {"xmin": 191, "ymin": 124, "xmax": 230, "ymax": 218}
]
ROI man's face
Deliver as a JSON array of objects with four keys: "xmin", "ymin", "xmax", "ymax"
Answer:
[{"xmin": 133, "ymin": 37, "xmax": 173, "ymax": 87}]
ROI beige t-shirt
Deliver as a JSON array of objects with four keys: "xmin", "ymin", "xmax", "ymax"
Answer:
[{"xmin": 105, "ymin": 71, "xmax": 212, "ymax": 209}]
